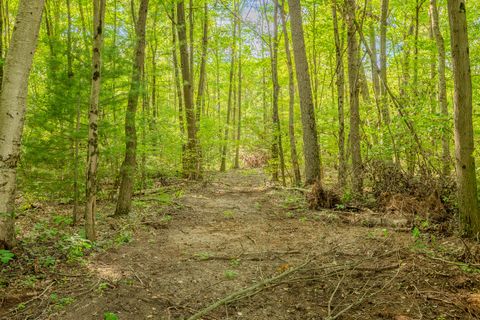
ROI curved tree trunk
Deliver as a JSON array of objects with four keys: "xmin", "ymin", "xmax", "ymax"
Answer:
[
  {"xmin": 0, "ymin": 0, "xmax": 44, "ymax": 249},
  {"xmin": 115, "ymin": 0, "xmax": 149, "ymax": 216}
]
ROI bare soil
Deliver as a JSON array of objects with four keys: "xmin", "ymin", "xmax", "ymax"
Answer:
[{"xmin": 2, "ymin": 169, "xmax": 480, "ymax": 319}]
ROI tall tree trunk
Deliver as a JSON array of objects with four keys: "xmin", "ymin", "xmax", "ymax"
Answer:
[
  {"xmin": 195, "ymin": 3, "xmax": 208, "ymax": 122},
  {"xmin": 0, "ymin": 0, "xmax": 44, "ymax": 249},
  {"xmin": 430, "ymin": 0, "xmax": 450, "ymax": 176},
  {"xmin": 66, "ymin": 0, "xmax": 80, "ymax": 225},
  {"xmin": 345, "ymin": 0, "xmax": 363, "ymax": 194},
  {"xmin": 359, "ymin": 62, "xmax": 370, "ymax": 103},
  {"xmin": 189, "ymin": 0, "xmax": 194, "ymax": 86},
  {"xmin": 140, "ymin": 70, "xmax": 148, "ymax": 191},
  {"xmin": 270, "ymin": 2, "xmax": 286, "ymax": 186},
  {"xmin": 413, "ymin": 0, "xmax": 422, "ymax": 99},
  {"xmin": 380, "ymin": 0, "xmax": 390, "ymax": 124},
  {"xmin": 278, "ymin": 0, "xmax": 301, "ymax": 186},
  {"xmin": 115, "ymin": 0, "xmax": 149, "ymax": 216},
  {"xmin": 332, "ymin": 0, "xmax": 346, "ymax": 189},
  {"xmin": 234, "ymin": 18, "xmax": 242, "ymax": 169},
  {"xmin": 428, "ymin": 21, "xmax": 436, "ymax": 115},
  {"xmin": 0, "ymin": 0, "xmax": 4, "ymax": 86},
  {"xmin": 171, "ymin": 6, "xmax": 186, "ymax": 171},
  {"xmin": 287, "ymin": 0, "xmax": 321, "ymax": 185},
  {"xmin": 369, "ymin": 19, "xmax": 381, "ymax": 120},
  {"xmin": 85, "ymin": 0, "xmax": 106, "ymax": 241},
  {"xmin": 194, "ymin": 3, "xmax": 208, "ymax": 174},
  {"xmin": 262, "ymin": 47, "xmax": 268, "ymax": 139},
  {"xmin": 311, "ymin": 2, "xmax": 319, "ymax": 112},
  {"xmin": 446, "ymin": 0, "xmax": 480, "ymax": 236},
  {"xmin": 177, "ymin": 0, "xmax": 200, "ymax": 179},
  {"xmin": 220, "ymin": 3, "xmax": 238, "ymax": 172}
]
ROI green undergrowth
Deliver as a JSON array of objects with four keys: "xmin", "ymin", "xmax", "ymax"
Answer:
[{"xmin": 0, "ymin": 183, "xmax": 183, "ymax": 314}]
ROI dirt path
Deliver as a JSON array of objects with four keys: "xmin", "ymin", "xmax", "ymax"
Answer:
[{"xmin": 25, "ymin": 170, "xmax": 480, "ymax": 319}]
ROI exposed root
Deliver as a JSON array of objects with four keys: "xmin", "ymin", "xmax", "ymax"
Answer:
[{"xmin": 308, "ymin": 181, "xmax": 341, "ymax": 210}]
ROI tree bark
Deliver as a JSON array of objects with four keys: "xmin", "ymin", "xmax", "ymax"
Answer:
[
  {"xmin": 278, "ymin": 0, "xmax": 301, "ymax": 186},
  {"xmin": 345, "ymin": 0, "xmax": 363, "ymax": 194},
  {"xmin": 234, "ymin": 17, "xmax": 242, "ymax": 170},
  {"xmin": 195, "ymin": 3, "xmax": 208, "ymax": 123},
  {"xmin": 66, "ymin": 0, "xmax": 80, "ymax": 225},
  {"xmin": 0, "ymin": 0, "xmax": 44, "ymax": 249},
  {"xmin": 177, "ymin": 0, "xmax": 200, "ymax": 179},
  {"xmin": 270, "ymin": 2, "xmax": 286, "ymax": 186},
  {"xmin": 287, "ymin": 0, "xmax": 321, "ymax": 185},
  {"xmin": 332, "ymin": 0, "xmax": 346, "ymax": 190},
  {"xmin": 171, "ymin": 6, "xmax": 186, "ymax": 171},
  {"xmin": 0, "ymin": 0, "xmax": 4, "ymax": 86},
  {"xmin": 380, "ymin": 0, "xmax": 390, "ymax": 124},
  {"xmin": 115, "ymin": 0, "xmax": 149, "ymax": 216},
  {"xmin": 85, "ymin": 0, "xmax": 106, "ymax": 241},
  {"xmin": 369, "ymin": 20, "xmax": 381, "ymax": 121},
  {"xmin": 189, "ymin": 0, "xmax": 194, "ymax": 87},
  {"xmin": 446, "ymin": 0, "xmax": 480, "ymax": 236},
  {"xmin": 220, "ymin": 2, "xmax": 238, "ymax": 172},
  {"xmin": 194, "ymin": 3, "xmax": 208, "ymax": 175},
  {"xmin": 430, "ymin": 0, "xmax": 450, "ymax": 176}
]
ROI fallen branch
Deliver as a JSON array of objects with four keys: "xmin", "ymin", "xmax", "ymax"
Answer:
[
  {"xmin": 422, "ymin": 253, "xmax": 480, "ymax": 269},
  {"xmin": 3, "ymin": 281, "xmax": 56, "ymax": 317},
  {"xmin": 186, "ymin": 258, "xmax": 314, "ymax": 320},
  {"xmin": 326, "ymin": 265, "xmax": 402, "ymax": 320}
]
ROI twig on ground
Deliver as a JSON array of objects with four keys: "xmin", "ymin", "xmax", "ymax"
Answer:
[
  {"xmin": 328, "ymin": 270, "xmax": 347, "ymax": 318},
  {"xmin": 186, "ymin": 257, "xmax": 315, "ymax": 320},
  {"xmin": 3, "ymin": 280, "xmax": 56, "ymax": 317},
  {"xmin": 423, "ymin": 253, "xmax": 480, "ymax": 268},
  {"xmin": 326, "ymin": 264, "xmax": 402, "ymax": 320}
]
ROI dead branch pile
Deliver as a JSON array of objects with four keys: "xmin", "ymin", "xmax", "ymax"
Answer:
[
  {"xmin": 366, "ymin": 160, "xmax": 457, "ymax": 222},
  {"xmin": 240, "ymin": 150, "xmax": 269, "ymax": 168}
]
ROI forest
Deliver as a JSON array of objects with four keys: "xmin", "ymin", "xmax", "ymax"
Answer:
[{"xmin": 1, "ymin": 0, "xmax": 480, "ymax": 318}]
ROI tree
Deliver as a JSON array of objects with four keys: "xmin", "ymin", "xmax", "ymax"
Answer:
[
  {"xmin": 171, "ymin": 6, "xmax": 186, "ymax": 171},
  {"xmin": 0, "ymin": 0, "xmax": 3, "ymax": 85},
  {"xmin": 447, "ymin": 0, "xmax": 480, "ymax": 236},
  {"xmin": 430, "ymin": 0, "xmax": 450, "ymax": 176},
  {"xmin": 345, "ymin": 0, "xmax": 363, "ymax": 194},
  {"xmin": 177, "ymin": 0, "xmax": 201, "ymax": 180},
  {"xmin": 277, "ymin": 0, "xmax": 301, "ymax": 186},
  {"xmin": 0, "ymin": 0, "xmax": 45, "ymax": 249},
  {"xmin": 115, "ymin": 0, "xmax": 150, "ymax": 216},
  {"xmin": 195, "ymin": 3, "xmax": 209, "ymax": 172},
  {"xmin": 85, "ymin": 0, "xmax": 106, "ymax": 241},
  {"xmin": 220, "ymin": 2, "xmax": 238, "ymax": 172},
  {"xmin": 269, "ymin": 1, "xmax": 286, "ymax": 185},
  {"xmin": 234, "ymin": 12, "xmax": 242, "ymax": 170},
  {"xmin": 380, "ymin": 0, "xmax": 390, "ymax": 125},
  {"xmin": 287, "ymin": 0, "xmax": 321, "ymax": 185},
  {"xmin": 332, "ymin": 0, "xmax": 346, "ymax": 189}
]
